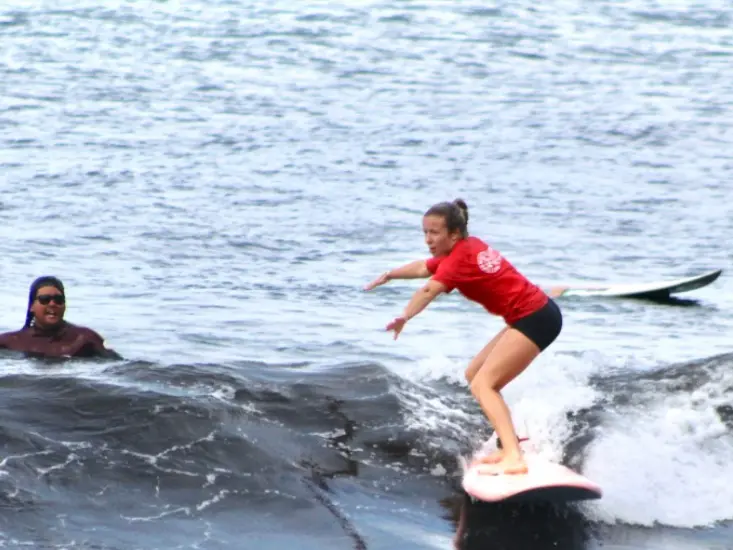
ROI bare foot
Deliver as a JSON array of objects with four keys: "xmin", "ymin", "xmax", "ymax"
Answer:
[
  {"xmin": 471, "ymin": 448, "xmax": 504, "ymax": 467},
  {"xmin": 477, "ymin": 454, "xmax": 528, "ymax": 476}
]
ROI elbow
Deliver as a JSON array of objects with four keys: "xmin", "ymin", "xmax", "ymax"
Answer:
[{"xmin": 422, "ymin": 283, "xmax": 443, "ymax": 298}]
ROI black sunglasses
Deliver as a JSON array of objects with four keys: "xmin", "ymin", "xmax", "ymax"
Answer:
[{"xmin": 36, "ymin": 294, "xmax": 65, "ymax": 305}]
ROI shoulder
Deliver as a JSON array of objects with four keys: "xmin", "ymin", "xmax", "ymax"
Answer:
[
  {"xmin": 447, "ymin": 236, "xmax": 488, "ymax": 262},
  {"xmin": 464, "ymin": 236, "xmax": 489, "ymax": 252},
  {"xmin": 0, "ymin": 328, "xmax": 31, "ymax": 351},
  {"xmin": 0, "ymin": 328, "xmax": 27, "ymax": 341}
]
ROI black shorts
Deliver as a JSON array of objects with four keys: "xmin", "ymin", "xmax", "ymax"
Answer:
[{"xmin": 510, "ymin": 298, "xmax": 562, "ymax": 352}]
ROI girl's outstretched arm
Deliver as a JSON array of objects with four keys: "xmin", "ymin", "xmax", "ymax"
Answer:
[
  {"xmin": 364, "ymin": 260, "xmax": 430, "ymax": 290},
  {"xmin": 387, "ymin": 279, "xmax": 446, "ymax": 339}
]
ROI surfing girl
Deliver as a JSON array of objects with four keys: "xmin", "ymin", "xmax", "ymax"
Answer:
[{"xmin": 364, "ymin": 199, "xmax": 562, "ymax": 475}]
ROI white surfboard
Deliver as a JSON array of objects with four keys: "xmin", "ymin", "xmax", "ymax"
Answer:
[
  {"xmin": 463, "ymin": 454, "xmax": 602, "ymax": 504},
  {"xmin": 548, "ymin": 268, "xmax": 722, "ymax": 300}
]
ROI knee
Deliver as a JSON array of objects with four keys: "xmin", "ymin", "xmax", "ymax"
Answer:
[
  {"xmin": 469, "ymin": 369, "xmax": 499, "ymax": 395},
  {"xmin": 469, "ymin": 376, "xmax": 479, "ymax": 397}
]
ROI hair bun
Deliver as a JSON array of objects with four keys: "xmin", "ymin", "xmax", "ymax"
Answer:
[{"xmin": 453, "ymin": 198, "xmax": 469, "ymax": 223}]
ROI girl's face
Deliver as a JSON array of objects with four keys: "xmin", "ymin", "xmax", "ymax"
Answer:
[{"xmin": 423, "ymin": 214, "xmax": 460, "ymax": 257}]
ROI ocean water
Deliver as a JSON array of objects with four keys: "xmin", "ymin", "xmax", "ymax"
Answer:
[{"xmin": 1, "ymin": 0, "xmax": 732, "ymax": 549}]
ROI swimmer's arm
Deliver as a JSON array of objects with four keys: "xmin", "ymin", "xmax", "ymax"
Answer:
[
  {"xmin": 365, "ymin": 261, "xmax": 429, "ymax": 290},
  {"xmin": 71, "ymin": 330, "xmax": 123, "ymax": 359}
]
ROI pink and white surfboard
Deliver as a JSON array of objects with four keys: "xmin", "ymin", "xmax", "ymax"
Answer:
[{"xmin": 462, "ymin": 455, "xmax": 602, "ymax": 503}]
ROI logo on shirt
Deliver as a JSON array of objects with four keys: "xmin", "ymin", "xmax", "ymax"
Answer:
[{"xmin": 477, "ymin": 247, "xmax": 502, "ymax": 274}]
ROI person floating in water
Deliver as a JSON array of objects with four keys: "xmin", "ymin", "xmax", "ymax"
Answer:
[
  {"xmin": 365, "ymin": 199, "xmax": 562, "ymax": 475},
  {"xmin": 0, "ymin": 276, "xmax": 118, "ymax": 359}
]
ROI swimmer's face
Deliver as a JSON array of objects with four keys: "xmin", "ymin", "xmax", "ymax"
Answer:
[
  {"xmin": 30, "ymin": 285, "xmax": 66, "ymax": 329},
  {"xmin": 423, "ymin": 214, "xmax": 461, "ymax": 257}
]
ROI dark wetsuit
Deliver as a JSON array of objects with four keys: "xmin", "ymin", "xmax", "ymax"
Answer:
[{"xmin": 0, "ymin": 322, "xmax": 116, "ymax": 359}]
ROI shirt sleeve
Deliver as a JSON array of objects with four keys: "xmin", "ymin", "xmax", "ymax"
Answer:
[
  {"xmin": 425, "ymin": 256, "xmax": 443, "ymax": 274},
  {"xmin": 430, "ymin": 256, "xmax": 459, "ymax": 292}
]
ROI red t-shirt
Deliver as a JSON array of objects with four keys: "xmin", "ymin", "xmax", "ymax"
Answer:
[{"xmin": 425, "ymin": 236, "xmax": 548, "ymax": 324}]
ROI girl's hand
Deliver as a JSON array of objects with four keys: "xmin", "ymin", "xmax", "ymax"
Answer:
[
  {"xmin": 386, "ymin": 316, "xmax": 407, "ymax": 339},
  {"xmin": 364, "ymin": 272, "xmax": 391, "ymax": 291}
]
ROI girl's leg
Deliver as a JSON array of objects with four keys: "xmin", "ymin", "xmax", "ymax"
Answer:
[
  {"xmin": 464, "ymin": 326, "xmax": 508, "ymax": 385},
  {"xmin": 470, "ymin": 328, "xmax": 540, "ymax": 475},
  {"xmin": 465, "ymin": 327, "xmax": 509, "ymax": 465}
]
